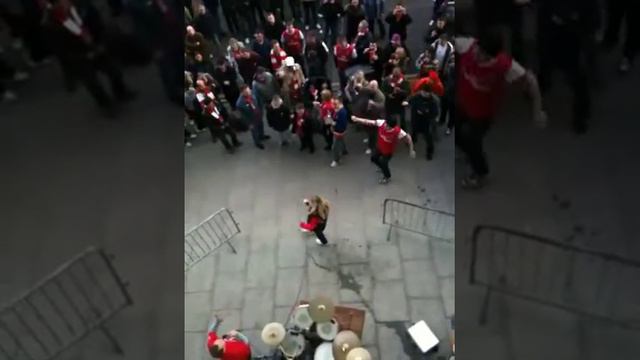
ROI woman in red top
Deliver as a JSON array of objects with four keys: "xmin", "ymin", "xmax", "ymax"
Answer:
[
  {"xmin": 206, "ymin": 315, "xmax": 251, "ymax": 360},
  {"xmin": 299, "ymin": 195, "xmax": 330, "ymax": 245},
  {"xmin": 270, "ymin": 40, "xmax": 288, "ymax": 72}
]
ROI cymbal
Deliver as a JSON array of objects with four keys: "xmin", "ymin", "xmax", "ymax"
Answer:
[
  {"xmin": 308, "ymin": 296, "xmax": 335, "ymax": 323},
  {"xmin": 346, "ymin": 347, "xmax": 372, "ymax": 360},
  {"xmin": 332, "ymin": 330, "xmax": 361, "ymax": 360},
  {"xmin": 261, "ymin": 322, "xmax": 286, "ymax": 346}
]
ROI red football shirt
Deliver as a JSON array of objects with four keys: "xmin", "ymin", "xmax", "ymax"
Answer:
[{"xmin": 206, "ymin": 331, "xmax": 251, "ymax": 360}]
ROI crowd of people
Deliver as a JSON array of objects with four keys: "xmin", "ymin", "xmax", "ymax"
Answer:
[
  {"xmin": 0, "ymin": 0, "xmax": 183, "ymax": 114},
  {"xmin": 184, "ymin": 0, "xmax": 456, "ymax": 185}
]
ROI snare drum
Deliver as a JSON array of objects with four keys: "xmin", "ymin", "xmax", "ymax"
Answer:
[
  {"xmin": 316, "ymin": 318, "xmax": 339, "ymax": 341},
  {"xmin": 291, "ymin": 304, "xmax": 314, "ymax": 330},
  {"xmin": 279, "ymin": 332, "xmax": 306, "ymax": 359}
]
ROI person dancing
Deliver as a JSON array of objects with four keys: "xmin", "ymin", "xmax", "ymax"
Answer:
[{"xmin": 299, "ymin": 196, "xmax": 330, "ymax": 246}]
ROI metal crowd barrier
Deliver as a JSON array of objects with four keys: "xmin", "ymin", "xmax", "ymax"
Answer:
[
  {"xmin": 382, "ymin": 199, "xmax": 454, "ymax": 242},
  {"xmin": 470, "ymin": 225, "xmax": 640, "ymax": 330},
  {"xmin": 184, "ymin": 208, "xmax": 241, "ymax": 272},
  {"xmin": 0, "ymin": 247, "xmax": 133, "ymax": 360}
]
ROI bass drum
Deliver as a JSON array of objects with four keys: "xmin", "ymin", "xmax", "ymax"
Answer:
[{"xmin": 279, "ymin": 332, "xmax": 306, "ymax": 359}]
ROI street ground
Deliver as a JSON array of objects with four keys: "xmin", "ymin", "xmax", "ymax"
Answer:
[{"xmin": 184, "ymin": 112, "xmax": 455, "ymax": 360}]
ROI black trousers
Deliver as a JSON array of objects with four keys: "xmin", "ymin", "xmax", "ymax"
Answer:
[
  {"xmin": 537, "ymin": 23, "xmax": 591, "ymax": 131},
  {"xmin": 314, "ymin": 220, "xmax": 328, "ymax": 244},
  {"xmin": 302, "ymin": 1, "xmax": 318, "ymax": 27},
  {"xmin": 322, "ymin": 124, "xmax": 333, "ymax": 149},
  {"xmin": 209, "ymin": 125, "xmax": 239, "ymax": 149},
  {"xmin": 370, "ymin": 151, "xmax": 392, "ymax": 179},
  {"xmin": 77, "ymin": 53, "xmax": 128, "ymax": 109},
  {"xmin": 299, "ymin": 133, "xmax": 315, "ymax": 153},
  {"xmin": 289, "ymin": 0, "xmax": 302, "ymax": 21},
  {"xmin": 455, "ymin": 113, "xmax": 491, "ymax": 178},
  {"xmin": 324, "ymin": 20, "xmax": 339, "ymax": 46},
  {"xmin": 412, "ymin": 118, "xmax": 435, "ymax": 158},
  {"xmin": 439, "ymin": 95, "xmax": 454, "ymax": 130},
  {"xmin": 604, "ymin": 0, "xmax": 638, "ymax": 61}
]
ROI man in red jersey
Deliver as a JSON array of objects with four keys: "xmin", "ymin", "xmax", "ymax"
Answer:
[
  {"xmin": 333, "ymin": 35, "xmax": 357, "ymax": 91},
  {"xmin": 455, "ymin": 27, "xmax": 545, "ymax": 189},
  {"xmin": 351, "ymin": 114, "xmax": 416, "ymax": 184},
  {"xmin": 281, "ymin": 21, "xmax": 306, "ymax": 69},
  {"xmin": 206, "ymin": 315, "xmax": 251, "ymax": 360}
]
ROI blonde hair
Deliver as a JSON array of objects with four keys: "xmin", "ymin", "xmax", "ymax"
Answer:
[
  {"xmin": 321, "ymin": 89, "xmax": 332, "ymax": 102},
  {"xmin": 311, "ymin": 196, "xmax": 330, "ymax": 220}
]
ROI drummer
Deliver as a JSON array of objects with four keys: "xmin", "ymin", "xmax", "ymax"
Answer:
[{"xmin": 206, "ymin": 315, "xmax": 252, "ymax": 360}]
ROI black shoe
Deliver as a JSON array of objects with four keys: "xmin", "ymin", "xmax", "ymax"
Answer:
[
  {"xmin": 256, "ymin": 143, "xmax": 265, "ymax": 149},
  {"xmin": 233, "ymin": 141, "xmax": 243, "ymax": 147},
  {"xmin": 379, "ymin": 177, "xmax": 390, "ymax": 185},
  {"xmin": 262, "ymin": 135, "xmax": 271, "ymax": 140},
  {"xmin": 427, "ymin": 153, "xmax": 433, "ymax": 161},
  {"xmin": 572, "ymin": 121, "xmax": 587, "ymax": 135},
  {"xmin": 309, "ymin": 149, "xmax": 315, "ymax": 154},
  {"xmin": 226, "ymin": 147, "xmax": 235, "ymax": 154},
  {"xmin": 461, "ymin": 175, "xmax": 485, "ymax": 190},
  {"xmin": 281, "ymin": 140, "xmax": 289, "ymax": 147},
  {"xmin": 324, "ymin": 145, "xmax": 332, "ymax": 151}
]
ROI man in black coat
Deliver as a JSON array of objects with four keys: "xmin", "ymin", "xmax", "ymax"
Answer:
[
  {"xmin": 45, "ymin": 0, "xmax": 135, "ymax": 116},
  {"xmin": 384, "ymin": 3, "xmax": 411, "ymax": 42}
]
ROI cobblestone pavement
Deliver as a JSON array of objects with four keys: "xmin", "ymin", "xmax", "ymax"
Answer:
[{"xmin": 185, "ymin": 118, "xmax": 455, "ymax": 359}]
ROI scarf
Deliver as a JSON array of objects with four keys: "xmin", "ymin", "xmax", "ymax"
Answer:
[
  {"xmin": 390, "ymin": 74, "xmax": 404, "ymax": 89},
  {"xmin": 53, "ymin": 6, "xmax": 90, "ymax": 42}
]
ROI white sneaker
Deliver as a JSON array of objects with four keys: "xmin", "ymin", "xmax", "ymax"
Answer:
[
  {"xmin": 330, "ymin": 161, "xmax": 338, "ymax": 168},
  {"xmin": 315, "ymin": 238, "xmax": 326, "ymax": 245},
  {"xmin": 300, "ymin": 227, "xmax": 310, "ymax": 233},
  {"xmin": 363, "ymin": 138, "xmax": 369, "ymax": 144},
  {"xmin": 365, "ymin": 148, "xmax": 372, "ymax": 155},
  {"xmin": 185, "ymin": 142, "xmax": 192, "ymax": 148},
  {"xmin": 445, "ymin": 128, "xmax": 451, "ymax": 136},
  {"xmin": 1, "ymin": 91, "xmax": 17, "ymax": 102},
  {"xmin": 13, "ymin": 71, "xmax": 29, "ymax": 82},
  {"xmin": 190, "ymin": 133, "xmax": 198, "ymax": 139}
]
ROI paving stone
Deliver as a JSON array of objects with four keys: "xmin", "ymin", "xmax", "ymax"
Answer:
[
  {"xmin": 185, "ymin": 292, "xmax": 212, "ymax": 332},
  {"xmin": 184, "ymin": 332, "xmax": 207, "ymax": 360},
  {"xmin": 212, "ymin": 271, "xmax": 245, "ymax": 310},
  {"xmin": 213, "ymin": 309, "xmax": 242, "ymax": 334},
  {"xmin": 338, "ymin": 264, "xmax": 374, "ymax": 303},
  {"xmin": 363, "ymin": 223, "xmax": 391, "ymax": 244},
  {"xmin": 242, "ymin": 288, "xmax": 275, "ymax": 330},
  {"xmin": 308, "ymin": 282, "xmax": 340, "ymax": 302},
  {"xmin": 275, "ymin": 267, "xmax": 306, "ymax": 307},
  {"xmin": 307, "ymin": 251, "xmax": 339, "ymax": 284},
  {"xmin": 277, "ymin": 233, "xmax": 307, "ymax": 268},
  {"xmin": 274, "ymin": 306, "xmax": 293, "ymax": 324},
  {"xmin": 403, "ymin": 260, "xmax": 441, "ymax": 298},
  {"xmin": 185, "ymin": 254, "xmax": 216, "ymax": 293},
  {"xmin": 377, "ymin": 324, "xmax": 412, "ymax": 360},
  {"xmin": 398, "ymin": 232, "xmax": 431, "ymax": 260},
  {"xmin": 244, "ymin": 329, "xmax": 274, "ymax": 357},
  {"xmin": 373, "ymin": 281, "xmax": 409, "ymax": 322},
  {"xmin": 336, "ymin": 237, "xmax": 369, "ymax": 264},
  {"xmin": 249, "ymin": 219, "xmax": 279, "ymax": 253},
  {"xmin": 409, "ymin": 298, "xmax": 449, "ymax": 342},
  {"xmin": 216, "ymin": 239, "xmax": 249, "ymax": 274},
  {"xmin": 246, "ymin": 249, "xmax": 276, "ymax": 289},
  {"xmin": 369, "ymin": 244, "xmax": 403, "ymax": 281},
  {"xmin": 432, "ymin": 241, "xmax": 455, "ymax": 278},
  {"xmin": 440, "ymin": 276, "xmax": 455, "ymax": 318}
]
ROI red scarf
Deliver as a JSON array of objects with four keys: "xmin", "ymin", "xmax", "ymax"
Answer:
[
  {"xmin": 52, "ymin": 6, "xmax": 91, "ymax": 43},
  {"xmin": 390, "ymin": 74, "xmax": 404, "ymax": 89},
  {"xmin": 295, "ymin": 112, "xmax": 305, "ymax": 137}
]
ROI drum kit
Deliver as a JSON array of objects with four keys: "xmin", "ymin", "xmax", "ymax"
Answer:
[{"xmin": 260, "ymin": 296, "xmax": 372, "ymax": 360}]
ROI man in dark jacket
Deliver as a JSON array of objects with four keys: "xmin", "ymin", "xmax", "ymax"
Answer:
[
  {"xmin": 344, "ymin": 0, "xmax": 366, "ymax": 42},
  {"xmin": 45, "ymin": 0, "xmax": 135, "ymax": 116},
  {"xmin": 385, "ymin": 3, "xmax": 411, "ymax": 42},
  {"xmin": 252, "ymin": 31, "xmax": 273, "ymax": 69},
  {"xmin": 202, "ymin": 96, "xmax": 242, "ymax": 153},
  {"xmin": 319, "ymin": 0, "xmax": 343, "ymax": 46},
  {"xmin": 409, "ymin": 85, "xmax": 440, "ymax": 160}
]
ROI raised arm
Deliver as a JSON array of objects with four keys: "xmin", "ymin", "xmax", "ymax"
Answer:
[
  {"xmin": 506, "ymin": 60, "xmax": 545, "ymax": 127},
  {"xmin": 350, "ymin": 115, "xmax": 378, "ymax": 127},
  {"xmin": 404, "ymin": 133, "xmax": 416, "ymax": 158}
]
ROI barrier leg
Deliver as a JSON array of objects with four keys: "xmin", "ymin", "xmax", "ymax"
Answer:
[
  {"xmin": 226, "ymin": 240, "xmax": 238, "ymax": 254},
  {"xmin": 479, "ymin": 288, "xmax": 492, "ymax": 326},
  {"xmin": 101, "ymin": 325, "xmax": 124, "ymax": 354},
  {"xmin": 386, "ymin": 225, "xmax": 393, "ymax": 242}
]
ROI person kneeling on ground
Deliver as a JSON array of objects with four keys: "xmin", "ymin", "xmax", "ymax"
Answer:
[
  {"xmin": 351, "ymin": 114, "xmax": 416, "ymax": 184},
  {"xmin": 299, "ymin": 196, "xmax": 330, "ymax": 246},
  {"xmin": 206, "ymin": 315, "xmax": 251, "ymax": 360}
]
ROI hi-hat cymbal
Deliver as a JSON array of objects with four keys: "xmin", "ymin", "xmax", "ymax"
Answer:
[
  {"xmin": 261, "ymin": 322, "xmax": 286, "ymax": 346},
  {"xmin": 332, "ymin": 330, "xmax": 361, "ymax": 360},
  {"xmin": 346, "ymin": 347, "xmax": 372, "ymax": 360},
  {"xmin": 308, "ymin": 296, "xmax": 335, "ymax": 323}
]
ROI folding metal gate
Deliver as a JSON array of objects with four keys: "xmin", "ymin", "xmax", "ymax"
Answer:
[
  {"xmin": 382, "ymin": 199, "xmax": 454, "ymax": 242},
  {"xmin": 470, "ymin": 225, "xmax": 640, "ymax": 330},
  {"xmin": 0, "ymin": 247, "xmax": 133, "ymax": 360},
  {"xmin": 184, "ymin": 208, "xmax": 241, "ymax": 271}
]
